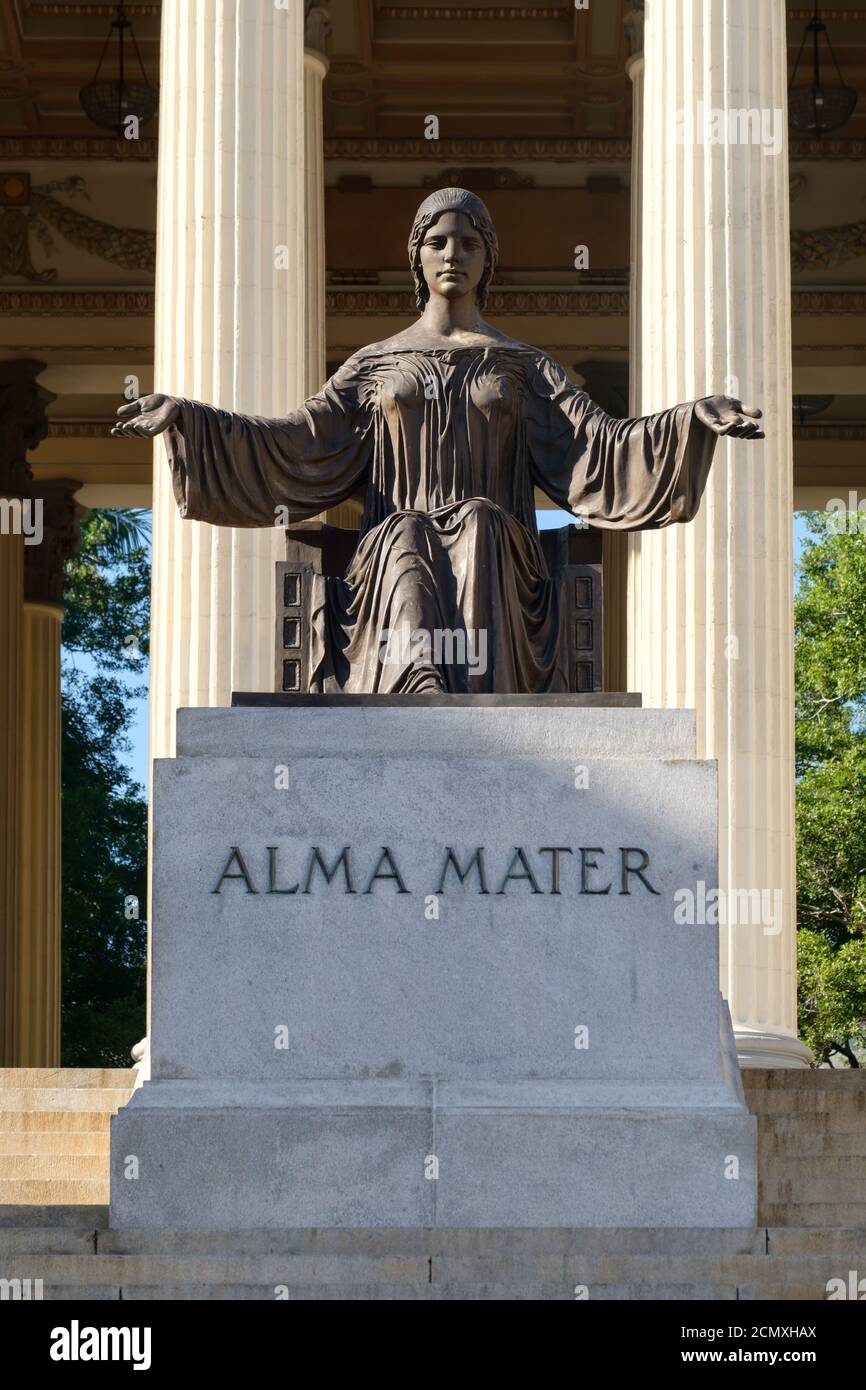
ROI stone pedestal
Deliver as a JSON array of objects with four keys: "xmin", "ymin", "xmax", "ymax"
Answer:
[{"xmin": 111, "ymin": 701, "xmax": 756, "ymax": 1229}]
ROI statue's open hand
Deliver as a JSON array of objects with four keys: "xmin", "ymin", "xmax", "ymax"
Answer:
[
  {"xmin": 111, "ymin": 393, "xmax": 180, "ymax": 438},
  {"xmin": 695, "ymin": 395, "xmax": 765, "ymax": 440}
]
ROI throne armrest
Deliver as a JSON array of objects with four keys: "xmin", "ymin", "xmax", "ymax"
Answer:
[
  {"xmin": 274, "ymin": 521, "xmax": 360, "ymax": 693},
  {"xmin": 540, "ymin": 523, "xmax": 604, "ymax": 693}
]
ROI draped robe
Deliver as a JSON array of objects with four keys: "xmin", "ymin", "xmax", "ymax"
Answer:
[{"xmin": 164, "ymin": 341, "xmax": 717, "ymax": 693}]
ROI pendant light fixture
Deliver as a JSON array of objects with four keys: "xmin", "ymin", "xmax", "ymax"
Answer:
[
  {"xmin": 788, "ymin": 1, "xmax": 858, "ymax": 138},
  {"xmin": 79, "ymin": 1, "xmax": 158, "ymax": 137}
]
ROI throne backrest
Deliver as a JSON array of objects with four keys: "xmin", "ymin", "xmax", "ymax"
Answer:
[{"xmin": 275, "ymin": 519, "xmax": 604, "ymax": 693}]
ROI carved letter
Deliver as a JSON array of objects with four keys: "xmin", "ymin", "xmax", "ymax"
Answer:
[
  {"xmin": 538, "ymin": 847, "xmax": 573, "ymax": 895},
  {"xmin": 619, "ymin": 847, "xmax": 660, "ymax": 895},
  {"xmin": 303, "ymin": 847, "xmax": 356, "ymax": 894},
  {"xmin": 364, "ymin": 847, "xmax": 410, "ymax": 894},
  {"xmin": 496, "ymin": 848, "xmax": 542, "ymax": 895},
  {"xmin": 579, "ymin": 848, "xmax": 611, "ymax": 895},
  {"xmin": 213, "ymin": 847, "xmax": 258, "ymax": 894},
  {"xmin": 267, "ymin": 845, "xmax": 299, "ymax": 895},
  {"xmin": 436, "ymin": 847, "xmax": 489, "ymax": 895}
]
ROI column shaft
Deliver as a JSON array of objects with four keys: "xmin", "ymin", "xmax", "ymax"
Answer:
[
  {"xmin": 304, "ymin": 47, "xmax": 328, "ymax": 399},
  {"xmin": 0, "ymin": 360, "xmax": 54, "ymax": 1065},
  {"xmin": 17, "ymin": 603, "xmax": 63, "ymax": 1064},
  {"xmin": 150, "ymin": 0, "xmax": 306, "ymax": 758},
  {"xmin": 0, "ymin": 531, "xmax": 23, "ymax": 1062},
  {"xmin": 628, "ymin": 0, "xmax": 809, "ymax": 1065}
]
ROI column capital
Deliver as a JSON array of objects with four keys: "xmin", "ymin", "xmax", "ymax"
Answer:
[
  {"xmin": 0, "ymin": 359, "xmax": 55, "ymax": 499},
  {"xmin": 623, "ymin": 1, "xmax": 645, "ymax": 65},
  {"xmin": 23, "ymin": 478, "xmax": 82, "ymax": 609},
  {"xmin": 304, "ymin": 1, "xmax": 332, "ymax": 55}
]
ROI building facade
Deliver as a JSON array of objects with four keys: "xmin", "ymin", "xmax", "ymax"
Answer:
[{"xmin": 1, "ymin": 0, "xmax": 865, "ymax": 1068}]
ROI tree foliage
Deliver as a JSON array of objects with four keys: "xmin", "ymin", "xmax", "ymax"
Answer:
[
  {"xmin": 795, "ymin": 513, "xmax": 866, "ymax": 1065},
  {"xmin": 61, "ymin": 509, "xmax": 150, "ymax": 1066}
]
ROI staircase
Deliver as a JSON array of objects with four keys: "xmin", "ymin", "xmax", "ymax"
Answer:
[
  {"xmin": 0, "ymin": 1216, "xmax": 863, "ymax": 1300},
  {"xmin": 743, "ymin": 1069, "xmax": 866, "ymax": 1227},
  {"xmin": 0, "ymin": 1067, "xmax": 862, "ymax": 1299},
  {"xmin": 0, "ymin": 1069, "xmax": 136, "ymax": 1207}
]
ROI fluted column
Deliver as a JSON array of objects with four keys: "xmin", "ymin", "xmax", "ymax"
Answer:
[
  {"xmin": 0, "ymin": 360, "xmax": 54, "ymax": 1065},
  {"xmin": 304, "ymin": 5, "xmax": 330, "ymax": 398},
  {"xmin": 305, "ymin": 3, "xmax": 356, "ymax": 529},
  {"xmin": 0, "ymin": 516, "xmax": 23, "ymax": 1065},
  {"xmin": 627, "ymin": 0, "xmax": 809, "ymax": 1065},
  {"xmin": 150, "ymin": 0, "xmax": 307, "ymax": 761},
  {"xmin": 624, "ymin": 2, "xmax": 644, "ymax": 418},
  {"xmin": 18, "ymin": 481, "xmax": 80, "ymax": 1066},
  {"xmin": 602, "ymin": 1, "xmax": 646, "ymax": 694}
]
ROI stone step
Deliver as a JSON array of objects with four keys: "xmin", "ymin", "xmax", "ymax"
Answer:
[
  {"xmin": 0, "ymin": 1154, "xmax": 107, "ymax": 1180},
  {"xmin": 5, "ymin": 1284, "xmax": 121, "ymax": 1302},
  {"xmin": 759, "ymin": 1155, "xmax": 866, "ymax": 1181},
  {"xmin": 0, "ymin": 1132, "xmax": 109, "ymax": 1156},
  {"xmin": 758, "ymin": 1133, "xmax": 866, "ymax": 1157},
  {"xmin": 746, "ymin": 1092, "xmax": 866, "ymax": 1116},
  {"xmin": 7, "ymin": 1281, "xmax": 741, "ymax": 1302},
  {"xmin": 94, "ymin": 1226, "xmax": 768, "ymax": 1257},
  {"xmin": 0, "ymin": 1179, "xmax": 108, "ymax": 1205},
  {"xmin": 1, "ymin": 1219, "xmax": 864, "ymax": 1257},
  {"xmin": 767, "ymin": 1226, "xmax": 866, "ymax": 1254},
  {"xmin": 0, "ymin": 1218, "xmax": 862, "ymax": 1299},
  {"xmin": 0, "ymin": 1251, "xmax": 860, "ymax": 1290},
  {"xmin": 754, "ymin": 1111, "xmax": 866, "ymax": 1136},
  {"xmin": 0, "ymin": 1205, "xmax": 108, "ymax": 1229},
  {"xmin": 0, "ymin": 1110, "xmax": 113, "ymax": 1134},
  {"xmin": 0, "ymin": 1088, "xmax": 131, "ymax": 1113},
  {"xmin": 761, "ymin": 1202, "xmax": 866, "ymax": 1227},
  {"xmin": 0, "ymin": 1069, "xmax": 136, "ymax": 1090},
  {"xmin": 0, "ymin": 1228, "xmax": 96, "ymax": 1254},
  {"xmin": 743, "ymin": 1070, "xmax": 866, "ymax": 1091},
  {"xmin": 760, "ymin": 1175, "xmax": 866, "ymax": 1203}
]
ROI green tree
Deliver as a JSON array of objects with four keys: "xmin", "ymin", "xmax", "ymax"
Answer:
[
  {"xmin": 795, "ymin": 511, "xmax": 866, "ymax": 1065},
  {"xmin": 61, "ymin": 509, "xmax": 150, "ymax": 1066}
]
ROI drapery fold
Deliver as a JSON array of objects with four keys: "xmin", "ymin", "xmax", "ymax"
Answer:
[{"xmin": 164, "ymin": 344, "xmax": 716, "ymax": 692}]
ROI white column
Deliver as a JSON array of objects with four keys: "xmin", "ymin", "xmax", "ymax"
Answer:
[
  {"xmin": 150, "ymin": 0, "xmax": 306, "ymax": 760},
  {"xmin": 628, "ymin": 0, "xmax": 810, "ymax": 1066},
  {"xmin": 304, "ymin": 5, "xmax": 358, "ymax": 530},
  {"xmin": 624, "ymin": 3, "xmax": 644, "ymax": 419},
  {"xmin": 602, "ymin": 2, "xmax": 646, "ymax": 693},
  {"xmin": 304, "ymin": 8, "xmax": 330, "ymax": 397}
]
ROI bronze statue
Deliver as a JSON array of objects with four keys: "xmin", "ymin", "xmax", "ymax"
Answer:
[{"xmin": 113, "ymin": 187, "xmax": 763, "ymax": 694}]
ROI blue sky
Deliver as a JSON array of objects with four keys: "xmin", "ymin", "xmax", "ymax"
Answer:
[{"xmin": 77, "ymin": 511, "xmax": 819, "ymax": 794}]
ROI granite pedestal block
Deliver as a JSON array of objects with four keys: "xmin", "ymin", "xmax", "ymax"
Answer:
[{"xmin": 110, "ymin": 701, "xmax": 756, "ymax": 1229}]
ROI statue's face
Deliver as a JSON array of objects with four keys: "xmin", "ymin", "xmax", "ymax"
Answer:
[{"xmin": 419, "ymin": 210, "xmax": 487, "ymax": 303}]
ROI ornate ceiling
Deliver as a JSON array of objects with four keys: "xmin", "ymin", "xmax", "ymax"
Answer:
[{"xmin": 0, "ymin": 1, "xmax": 864, "ymax": 143}]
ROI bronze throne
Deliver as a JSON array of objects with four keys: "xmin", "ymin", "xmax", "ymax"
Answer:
[{"xmin": 274, "ymin": 519, "xmax": 604, "ymax": 695}]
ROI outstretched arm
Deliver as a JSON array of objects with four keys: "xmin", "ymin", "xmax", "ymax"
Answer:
[
  {"xmin": 111, "ymin": 366, "xmax": 373, "ymax": 527},
  {"xmin": 526, "ymin": 355, "xmax": 764, "ymax": 532}
]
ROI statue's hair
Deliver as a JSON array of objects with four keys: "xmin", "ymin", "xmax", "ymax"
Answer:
[{"xmin": 407, "ymin": 187, "xmax": 498, "ymax": 311}]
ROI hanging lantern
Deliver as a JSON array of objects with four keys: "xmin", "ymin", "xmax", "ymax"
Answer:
[
  {"xmin": 79, "ymin": 1, "xmax": 158, "ymax": 137},
  {"xmin": 788, "ymin": 1, "xmax": 858, "ymax": 138}
]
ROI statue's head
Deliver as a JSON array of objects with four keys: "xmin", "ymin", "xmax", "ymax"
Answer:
[{"xmin": 408, "ymin": 188, "xmax": 498, "ymax": 311}]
